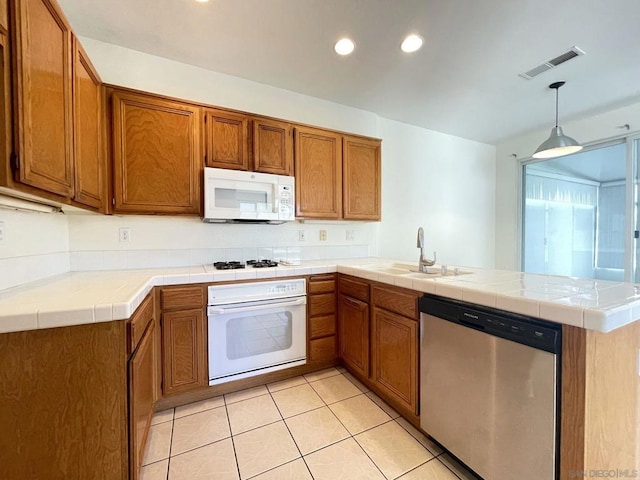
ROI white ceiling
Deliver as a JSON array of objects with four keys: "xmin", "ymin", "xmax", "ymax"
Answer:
[{"xmin": 57, "ymin": 0, "xmax": 640, "ymax": 144}]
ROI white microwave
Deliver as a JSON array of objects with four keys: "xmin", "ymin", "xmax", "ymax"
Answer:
[{"xmin": 203, "ymin": 167, "xmax": 295, "ymax": 224}]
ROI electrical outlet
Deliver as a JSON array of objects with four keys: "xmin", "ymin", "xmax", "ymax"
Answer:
[
  {"xmin": 346, "ymin": 229, "xmax": 355, "ymax": 241},
  {"xmin": 320, "ymin": 230, "xmax": 327, "ymax": 241},
  {"xmin": 298, "ymin": 230, "xmax": 306, "ymax": 242},
  {"xmin": 119, "ymin": 227, "xmax": 131, "ymax": 243},
  {"xmin": 0, "ymin": 221, "xmax": 5, "ymax": 243}
]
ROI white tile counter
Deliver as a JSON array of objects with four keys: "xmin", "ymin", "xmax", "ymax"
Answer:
[{"xmin": 1, "ymin": 258, "xmax": 639, "ymax": 334}]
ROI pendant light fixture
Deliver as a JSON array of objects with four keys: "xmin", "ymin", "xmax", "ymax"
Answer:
[{"xmin": 532, "ymin": 81, "xmax": 582, "ymax": 159}]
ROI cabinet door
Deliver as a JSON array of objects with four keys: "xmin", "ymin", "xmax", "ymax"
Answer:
[
  {"xmin": 129, "ymin": 321, "xmax": 155, "ymax": 480},
  {"xmin": 12, "ymin": 0, "xmax": 74, "ymax": 197},
  {"xmin": 372, "ymin": 308, "xmax": 418, "ymax": 415},
  {"xmin": 343, "ymin": 136, "xmax": 381, "ymax": 220},
  {"xmin": 162, "ymin": 308, "xmax": 207, "ymax": 396},
  {"xmin": 0, "ymin": 0, "xmax": 7, "ymax": 32},
  {"xmin": 294, "ymin": 126, "xmax": 342, "ymax": 219},
  {"xmin": 253, "ymin": 118, "xmax": 292, "ymax": 176},
  {"xmin": 0, "ymin": 30, "xmax": 9, "ymax": 174},
  {"xmin": 112, "ymin": 91, "xmax": 201, "ymax": 214},
  {"xmin": 204, "ymin": 108, "xmax": 249, "ymax": 170},
  {"xmin": 72, "ymin": 38, "xmax": 103, "ymax": 210},
  {"xmin": 338, "ymin": 294, "xmax": 369, "ymax": 377}
]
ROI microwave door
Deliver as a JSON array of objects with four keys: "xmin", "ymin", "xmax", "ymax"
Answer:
[{"xmin": 208, "ymin": 179, "xmax": 277, "ymax": 220}]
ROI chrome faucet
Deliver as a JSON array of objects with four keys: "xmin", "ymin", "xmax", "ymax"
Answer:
[{"xmin": 417, "ymin": 227, "xmax": 436, "ymax": 272}]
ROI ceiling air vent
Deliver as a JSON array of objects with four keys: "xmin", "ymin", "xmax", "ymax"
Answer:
[{"xmin": 519, "ymin": 46, "xmax": 586, "ymax": 80}]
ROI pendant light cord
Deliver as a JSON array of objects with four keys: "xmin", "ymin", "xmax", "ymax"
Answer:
[{"xmin": 555, "ymin": 87, "xmax": 559, "ymax": 128}]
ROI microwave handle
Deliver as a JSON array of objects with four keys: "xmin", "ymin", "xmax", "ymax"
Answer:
[
  {"xmin": 208, "ymin": 297, "xmax": 306, "ymax": 316},
  {"xmin": 273, "ymin": 185, "xmax": 279, "ymax": 213}
]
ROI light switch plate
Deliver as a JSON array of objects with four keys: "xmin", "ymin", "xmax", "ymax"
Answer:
[
  {"xmin": 346, "ymin": 229, "xmax": 355, "ymax": 241},
  {"xmin": 320, "ymin": 230, "xmax": 327, "ymax": 241},
  {"xmin": 0, "ymin": 221, "xmax": 5, "ymax": 243},
  {"xmin": 298, "ymin": 230, "xmax": 305, "ymax": 242}
]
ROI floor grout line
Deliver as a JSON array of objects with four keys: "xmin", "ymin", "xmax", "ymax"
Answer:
[{"xmin": 223, "ymin": 399, "xmax": 242, "ymax": 480}]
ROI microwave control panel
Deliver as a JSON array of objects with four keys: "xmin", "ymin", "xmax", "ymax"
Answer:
[{"xmin": 278, "ymin": 185, "xmax": 294, "ymax": 218}]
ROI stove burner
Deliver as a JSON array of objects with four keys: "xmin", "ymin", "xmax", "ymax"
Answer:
[
  {"xmin": 213, "ymin": 261, "xmax": 246, "ymax": 270},
  {"xmin": 247, "ymin": 259, "xmax": 279, "ymax": 268}
]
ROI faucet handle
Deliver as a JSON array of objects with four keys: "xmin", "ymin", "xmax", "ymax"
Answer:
[{"xmin": 424, "ymin": 251, "xmax": 436, "ymax": 267}]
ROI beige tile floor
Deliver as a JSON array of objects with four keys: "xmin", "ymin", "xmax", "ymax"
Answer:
[{"xmin": 141, "ymin": 367, "xmax": 478, "ymax": 480}]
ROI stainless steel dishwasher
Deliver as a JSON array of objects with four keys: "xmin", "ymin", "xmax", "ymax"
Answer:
[{"xmin": 419, "ymin": 294, "xmax": 561, "ymax": 480}]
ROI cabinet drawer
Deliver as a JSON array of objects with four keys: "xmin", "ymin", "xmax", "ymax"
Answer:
[
  {"xmin": 161, "ymin": 286, "xmax": 205, "ymax": 311},
  {"xmin": 130, "ymin": 294, "xmax": 154, "ymax": 353},
  {"xmin": 308, "ymin": 278, "xmax": 336, "ymax": 295},
  {"xmin": 339, "ymin": 276, "xmax": 370, "ymax": 302},
  {"xmin": 372, "ymin": 285, "xmax": 419, "ymax": 320},
  {"xmin": 309, "ymin": 293, "xmax": 335, "ymax": 317},
  {"xmin": 310, "ymin": 336, "xmax": 337, "ymax": 362},
  {"xmin": 310, "ymin": 314, "xmax": 336, "ymax": 339}
]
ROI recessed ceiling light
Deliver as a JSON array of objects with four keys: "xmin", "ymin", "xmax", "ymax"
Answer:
[
  {"xmin": 401, "ymin": 34, "xmax": 424, "ymax": 53},
  {"xmin": 195, "ymin": 0, "xmax": 209, "ymax": 3},
  {"xmin": 334, "ymin": 38, "xmax": 355, "ymax": 56}
]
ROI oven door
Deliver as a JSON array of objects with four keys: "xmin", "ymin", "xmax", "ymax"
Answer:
[{"xmin": 207, "ymin": 296, "xmax": 307, "ymax": 384}]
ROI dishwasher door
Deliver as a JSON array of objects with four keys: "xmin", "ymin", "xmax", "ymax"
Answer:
[{"xmin": 420, "ymin": 313, "xmax": 557, "ymax": 480}]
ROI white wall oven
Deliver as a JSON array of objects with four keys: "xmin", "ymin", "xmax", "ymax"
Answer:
[{"xmin": 207, "ymin": 279, "xmax": 307, "ymax": 385}]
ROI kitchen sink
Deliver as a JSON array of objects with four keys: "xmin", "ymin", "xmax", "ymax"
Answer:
[
  {"xmin": 360, "ymin": 263, "xmax": 472, "ymax": 277},
  {"xmin": 360, "ymin": 263, "xmax": 415, "ymax": 275}
]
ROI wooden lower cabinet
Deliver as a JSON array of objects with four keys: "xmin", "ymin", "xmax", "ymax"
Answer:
[
  {"xmin": 0, "ymin": 321, "xmax": 129, "ymax": 480},
  {"xmin": 371, "ymin": 307, "xmax": 418, "ymax": 416},
  {"xmin": 338, "ymin": 293, "xmax": 369, "ymax": 377},
  {"xmin": 307, "ymin": 274, "xmax": 338, "ymax": 363},
  {"xmin": 162, "ymin": 308, "xmax": 207, "ymax": 396},
  {"xmin": 129, "ymin": 321, "xmax": 155, "ymax": 480}
]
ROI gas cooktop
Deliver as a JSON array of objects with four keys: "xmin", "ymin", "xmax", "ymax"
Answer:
[{"xmin": 213, "ymin": 260, "xmax": 279, "ymax": 270}]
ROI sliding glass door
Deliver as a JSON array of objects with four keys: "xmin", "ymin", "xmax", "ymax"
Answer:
[{"xmin": 522, "ymin": 141, "xmax": 629, "ymax": 280}]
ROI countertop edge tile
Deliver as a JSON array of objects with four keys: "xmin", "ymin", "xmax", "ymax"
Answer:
[{"xmin": 1, "ymin": 259, "xmax": 639, "ymax": 333}]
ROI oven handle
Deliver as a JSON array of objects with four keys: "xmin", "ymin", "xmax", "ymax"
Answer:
[{"xmin": 208, "ymin": 297, "xmax": 306, "ymax": 316}]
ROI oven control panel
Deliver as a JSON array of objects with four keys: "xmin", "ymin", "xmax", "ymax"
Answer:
[{"xmin": 208, "ymin": 278, "xmax": 307, "ymax": 305}]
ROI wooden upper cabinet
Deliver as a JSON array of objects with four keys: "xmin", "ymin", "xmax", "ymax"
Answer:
[
  {"xmin": 12, "ymin": 0, "xmax": 74, "ymax": 197},
  {"xmin": 204, "ymin": 108, "xmax": 249, "ymax": 170},
  {"xmin": 294, "ymin": 126, "xmax": 342, "ymax": 219},
  {"xmin": 112, "ymin": 91, "xmax": 201, "ymax": 214},
  {"xmin": 253, "ymin": 118, "xmax": 292, "ymax": 176},
  {"xmin": 343, "ymin": 135, "xmax": 381, "ymax": 220},
  {"xmin": 72, "ymin": 38, "xmax": 103, "ymax": 210},
  {"xmin": 0, "ymin": 0, "xmax": 7, "ymax": 32}
]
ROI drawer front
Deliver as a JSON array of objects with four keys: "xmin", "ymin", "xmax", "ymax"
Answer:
[
  {"xmin": 372, "ymin": 285, "xmax": 419, "ymax": 320},
  {"xmin": 130, "ymin": 294, "xmax": 154, "ymax": 352},
  {"xmin": 310, "ymin": 314, "xmax": 336, "ymax": 339},
  {"xmin": 309, "ymin": 293, "xmax": 336, "ymax": 317},
  {"xmin": 310, "ymin": 336, "xmax": 337, "ymax": 362},
  {"xmin": 338, "ymin": 276, "xmax": 370, "ymax": 302},
  {"xmin": 308, "ymin": 278, "xmax": 336, "ymax": 295},
  {"xmin": 161, "ymin": 286, "xmax": 205, "ymax": 311}
]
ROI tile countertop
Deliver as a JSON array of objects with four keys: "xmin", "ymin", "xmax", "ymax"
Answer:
[{"xmin": 1, "ymin": 257, "xmax": 639, "ymax": 334}]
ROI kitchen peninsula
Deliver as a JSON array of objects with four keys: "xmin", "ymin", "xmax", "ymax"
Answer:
[{"xmin": 0, "ymin": 258, "xmax": 638, "ymax": 479}]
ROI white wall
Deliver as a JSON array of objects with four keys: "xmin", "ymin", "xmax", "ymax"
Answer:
[
  {"xmin": 495, "ymin": 100, "xmax": 640, "ymax": 270},
  {"xmin": 0, "ymin": 210, "xmax": 69, "ymax": 290},
  {"xmin": 376, "ymin": 118, "xmax": 496, "ymax": 268},
  {"xmin": 79, "ymin": 37, "xmax": 378, "ymax": 138}
]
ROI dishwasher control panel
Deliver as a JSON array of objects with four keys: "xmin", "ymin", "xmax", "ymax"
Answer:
[{"xmin": 420, "ymin": 294, "xmax": 561, "ymax": 354}]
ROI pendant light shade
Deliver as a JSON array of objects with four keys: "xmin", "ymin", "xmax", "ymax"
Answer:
[{"xmin": 532, "ymin": 81, "xmax": 582, "ymax": 159}]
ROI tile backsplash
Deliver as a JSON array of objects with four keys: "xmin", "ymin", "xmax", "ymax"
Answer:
[
  {"xmin": 0, "ymin": 210, "xmax": 70, "ymax": 291},
  {"xmin": 67, "ymin": 215, "xmax": 377, "ymax": 272}
]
